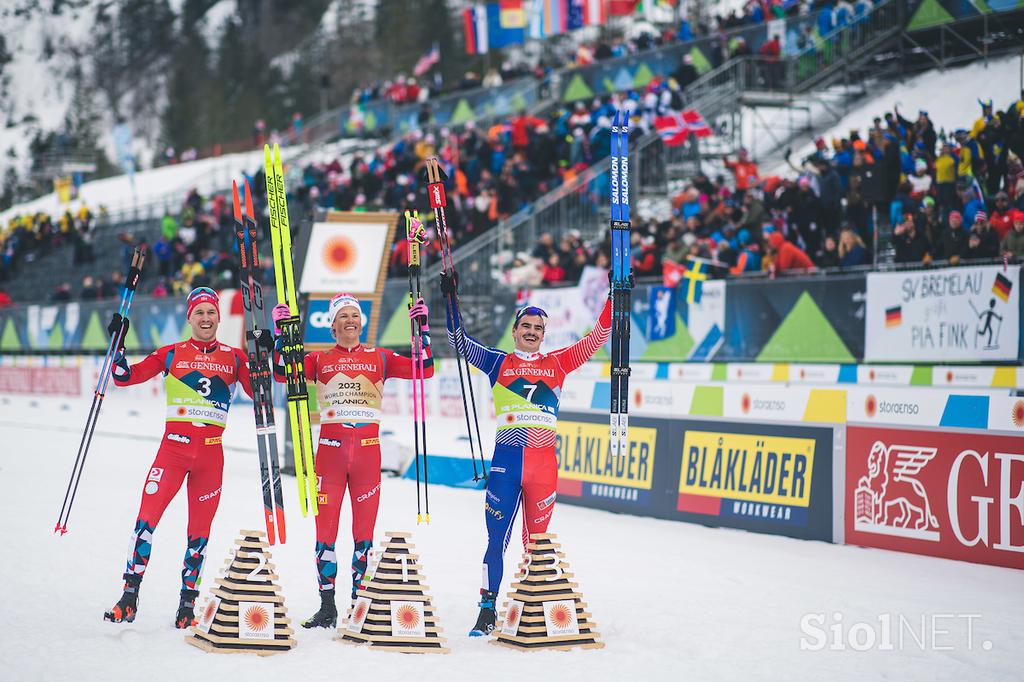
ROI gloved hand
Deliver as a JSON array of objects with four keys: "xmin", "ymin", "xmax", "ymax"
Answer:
[
  {"xmin": 439, "ymin": 270, "xmax": 459, "ymax": 296},
  {"xmin": 408, "ymin": 298, "xmax": 428, "ymax": 327},
  {"xmin": 107, "ymin": 313, "xmax": 130, "ymax": 352},
  {"xmin": 271, "ymin": 304, "xmax": 291, "ymax": 334}
]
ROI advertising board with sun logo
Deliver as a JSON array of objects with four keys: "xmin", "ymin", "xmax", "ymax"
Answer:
[{"xmin": 298, "ymin": 213, "xmax": 397, "ymax": 295}]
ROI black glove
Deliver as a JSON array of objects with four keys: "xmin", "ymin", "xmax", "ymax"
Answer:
[
  {"xmin": 254, "ymin": 328, "xmax": 276, "ymax": 356},
  {"xmin": 440, "ymin": 270, "xmax": 459, "ymax": 296},
  {"xmin": 107, "ymin": 313, "xmax": 129, "ymax": 352},
  {"xmin": 607, "ymin": 269, "xmax": 636, "ymax": 289}
]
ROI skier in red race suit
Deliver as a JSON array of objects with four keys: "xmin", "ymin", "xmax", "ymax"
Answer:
[
  {"xmin": 103, "ymin": 287, "xmax": 254, "ymax": 628},
  {"xmin": 270, "ymin": 292, "xmax": 433, "ymax": 628},
  {"xmin": 440, "ymin": 272, "xmax": 612, "ymax": 635}
]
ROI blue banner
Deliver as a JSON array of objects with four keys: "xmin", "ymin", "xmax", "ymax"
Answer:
[{"xmin": 303, "ymin": 298, "xmax": 373, "ymax": 346}]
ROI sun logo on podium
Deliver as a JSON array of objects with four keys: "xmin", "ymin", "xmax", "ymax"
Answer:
[
  {"xmin": 395, "ymin": 604, "xmax": 420, "ymax": 629},
  {"xmin": 243, "ymin": 604, "xmax": 270, "ymax": 632},
  {"xmin": 323, "ymin": 236, "xmax": 357, "ymax": 274},
  {"xmin": 353, "ymin": 601, "xmax": 368, "ymax": 622},
  {"xmin": 506, "ymin": 603, "xmax": 520, "ymax": 625},
  {"xmin": 547, "ymin": 603, "xmax": 572, "ymax": 628},
  {"xmin": 201, "ymin": 600, "xmax": 217, "ymax": 624},
  {"xmin": 1012, "ymin": 399, "xmax": 1024, "ymax": 428}
]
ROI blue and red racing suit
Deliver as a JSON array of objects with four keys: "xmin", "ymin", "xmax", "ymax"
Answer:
[
  {"xmin": 112, "ymin": 339, "xmax": 252, "ymax": 591},
  {"xmin": 446, "ymin": 300, "xmax": 611, "ymax": 595}
]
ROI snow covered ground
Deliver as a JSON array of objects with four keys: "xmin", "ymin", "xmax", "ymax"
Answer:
[{"xmin": 2, "ymin": 393, "xmax": 1021, "ymax": 681}]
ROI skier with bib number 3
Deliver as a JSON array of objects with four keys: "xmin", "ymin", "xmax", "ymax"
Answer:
[
  {"xmin": 270, "ymin": 292, "xmax": 433, "ymax": 628},
  {"xmin": 103, "ymin": 287, "xmax": 257, "ymax": 628},
  {"xmin": 439, "ymin": 270, "xmax": 612, "ymax": 636}
]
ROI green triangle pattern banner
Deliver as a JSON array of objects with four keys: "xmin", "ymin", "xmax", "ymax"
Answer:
[
  {"xmin": 907, "ymin": 0, "xmax": 957, "ymax": 30},
  {"xmin": 81, "ymin": 312, "xmax": 108, "ymax": 351},
  {"xmin": 756, "ymin": 292, "xmax": 855, "ymax": 363},
  {"xmin": 0, "ymin": 318, "xmax": 21, "ymax": 351},
  {"xmin": 561, "ymin": 73, "xmax": 595, "ymax": 103}
]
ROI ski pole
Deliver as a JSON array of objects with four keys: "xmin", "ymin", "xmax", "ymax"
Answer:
[{"xmin": 55, "ymin": 247, "xmax": 145, "ymax": 535}]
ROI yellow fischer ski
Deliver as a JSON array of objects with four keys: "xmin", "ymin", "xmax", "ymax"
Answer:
[{"xmin": 265, "ymin": 143, "xmax": 318, "ymax": 517}]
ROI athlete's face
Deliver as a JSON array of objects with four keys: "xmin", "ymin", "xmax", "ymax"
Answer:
[
  {"xmin": 189, "ymin": 303, "xmax": 219, "ymax": 343},
  {"xmin": 513, "ymin": 316, "xmax": 545, "ymax": 354},
  {"xmin": 332, "ymin": 307, "xmax": 362, "ymax": 347}
]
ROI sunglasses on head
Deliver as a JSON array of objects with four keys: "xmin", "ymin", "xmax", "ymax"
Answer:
[
  {"xmin": 514, "ymin": 306, "xmax": 548, "ymax": 327},
  {"xmin": 188, "ymin": 286, "xmax": 217, "ymax": 298}
]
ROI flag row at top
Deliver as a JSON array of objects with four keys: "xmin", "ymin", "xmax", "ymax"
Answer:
[{"xmin": 463, "ymin": 0, "xmax": 646, "ymax": 55}]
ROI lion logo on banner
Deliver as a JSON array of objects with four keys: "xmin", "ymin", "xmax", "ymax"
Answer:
[{"xmin": 854, "ymin": 441, "xmax": 940, "ymax": 541}]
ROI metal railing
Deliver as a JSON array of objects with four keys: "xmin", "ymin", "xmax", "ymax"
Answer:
[{"xmin": 740, "ymin": 0, "xmax": 903, "ymax": 94}]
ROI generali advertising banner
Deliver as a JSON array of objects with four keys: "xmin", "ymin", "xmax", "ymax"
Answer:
[
  {"xmin": 864, "ymin": 265, "xmax": 1020, "ymax": 362},
  {"xmin": 845, "ymin": 426, "xmax": 1024, "ymax": 570}
]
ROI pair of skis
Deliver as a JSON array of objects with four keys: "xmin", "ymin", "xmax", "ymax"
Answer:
[
  {"xmin": 232, "ymin": 179, "xmax": 287, "ymax": 545},
  {"xmin": 265, "ymin": 143, "xmax": 318, "ymax": 518},
  {"xmin": 425, "ymin": 158, "xmax": 488, "ymax": 482},
  {"xmin": 609, "ymin": 111, "xmax": 633, "ymax": 457},
  {"xmin": 404, "ymin": 210, "xmax": 431, "ymax": 523},
  {"xmin": 55, "ymin": 248, "xmax": 146, "ymax": 535}
]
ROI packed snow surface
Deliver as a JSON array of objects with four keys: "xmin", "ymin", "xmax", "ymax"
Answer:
[{"xmin": 1, "ymin": 394, "xmax": 1020, "ymax": 681}]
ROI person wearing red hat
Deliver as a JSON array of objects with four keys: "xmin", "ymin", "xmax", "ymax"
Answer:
[
  {"xmin": 270, "ymin": 292, "xmax": 433, "ymax": 628},
  {"xmin": 103, "ymin": 287, "xmax": 253, "ymax": 629},
  {"xmin": 1001, "ymin": 210, "xmax": 1024, "ymax": 258}
]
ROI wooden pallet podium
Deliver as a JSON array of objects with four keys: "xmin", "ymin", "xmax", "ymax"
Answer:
[
  {"xmin": 186, "ymin": 529, "xmax": 296, "ymax": 656},
  {"xmin": 493, "ymin": 533, "xmax": 603, "ymax": 651},
  {"xmin": 337, "ymin": 531, "xmax": 449, "ymax": 654}
]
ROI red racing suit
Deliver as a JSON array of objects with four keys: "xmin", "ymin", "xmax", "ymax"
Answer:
[
  {"xmin": 112, "ymin": 339, "xmax": 251, "ymax": 591},
  {"xmin": 287, "ymin": 340, "xmax": 433, "ymax": 598}
]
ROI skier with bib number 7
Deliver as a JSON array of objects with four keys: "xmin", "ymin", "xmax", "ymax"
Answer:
[
  {"xmin": 103, "ymin": 287, "xmax": 256, "ymax": 628},
  {"xmin": 440, "ymin": 272, "xmax": 612, "ymax": 636}
]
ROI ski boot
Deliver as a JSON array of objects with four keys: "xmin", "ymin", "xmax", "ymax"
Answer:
[
  {"xmin": 104, "ymin": 573, "xmax": 142, "ymax": 623},
  {"xmin": 469, "ymin": 590, "xmax": 497, "ymax": 637},
  {"xmin": 175, "ymin": 589, "xmax": 200, "ymax": 629},
  {"xmin": 301, "ymin": 589, "xmax": 337, "ymax": 629}
]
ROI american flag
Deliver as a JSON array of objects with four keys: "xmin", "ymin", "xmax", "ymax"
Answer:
[{"xmin": 413, "ymin": 43, "xmax": 440, "ymax": 77}]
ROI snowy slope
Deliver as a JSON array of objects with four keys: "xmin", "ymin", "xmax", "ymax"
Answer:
[
  {"xmin": 1, "ymin": 393, "xmax": 1020, "ymax": 681},
  {"xmin": 761, "ymin": 55, "xmax": 1022, "ymax": 174}
]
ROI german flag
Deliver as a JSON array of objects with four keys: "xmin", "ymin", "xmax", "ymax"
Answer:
[
  {"xmin": 885, "ymin": 305, "xmax": 902, "ymax": 327},
  {"xmin": 992, "ymin": 273, "xmax": 1012, "ymax": 303}
]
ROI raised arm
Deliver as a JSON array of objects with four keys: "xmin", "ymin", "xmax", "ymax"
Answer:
[
  {"xmin": 444, "ymin": 294, "xmax": 505, "ymax": 381},
  {"xmin": 550, "ymin": 298, "xmax": 612, "ymax": 374}
]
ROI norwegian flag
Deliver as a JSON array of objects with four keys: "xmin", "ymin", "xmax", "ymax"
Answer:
[{"xmin": 654, "ymin": 109, "xmax": 712, "ymax": 147}]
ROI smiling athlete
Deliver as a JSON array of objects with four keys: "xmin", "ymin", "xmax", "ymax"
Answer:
[
  {"xmin": 271, "ymin": 292, "xmax": 433, "ymax": 628},
  {"xmin": 440, "ymin": 273, "xmax": 612, "ymax": 635},
  {"xmin": 104, "ymin": 287, "xmax": 253, "ymax": 628}
]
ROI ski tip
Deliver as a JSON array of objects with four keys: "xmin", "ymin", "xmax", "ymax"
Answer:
[
  {"xmin": 244, "ymin": 178, "xmax": 254, "ymax": 218},
  {"xmin": 232, "ymin": 181, "xmax": 241, "ymax": 221}
]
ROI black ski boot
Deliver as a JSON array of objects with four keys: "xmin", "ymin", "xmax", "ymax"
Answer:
[
  {"xmin": 104, "ymin": 573, "xmax": 142, "ymax": 623},
  {"xmin": 302, "ymin": 589, "xmax": 338, "ymax": 629},
  {"xmin": 175, "ymin": 589, "xmax": 200, "ymax": 629},
  {"xmin": 469, "ymin": 590, "xmax": 497, "ymax": 637}
]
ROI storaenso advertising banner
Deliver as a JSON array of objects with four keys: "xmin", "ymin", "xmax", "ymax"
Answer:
[{"xmin": 555, "ymin": 411, "xmax": 835, "ymax": 541}]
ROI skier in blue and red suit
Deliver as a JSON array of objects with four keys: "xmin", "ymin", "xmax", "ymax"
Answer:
[
  {"xmin": 440, "ymin": 272, "xmax": 612, "ymax": 635},
  {"xmin": 102, "ymin": 287, "xmax": 255, "ymax": 628}
]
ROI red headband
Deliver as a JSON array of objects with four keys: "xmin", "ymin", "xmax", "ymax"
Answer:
[{"xmin": 187, "ymin": 288, "xmax": 220, "ymax": 318}]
